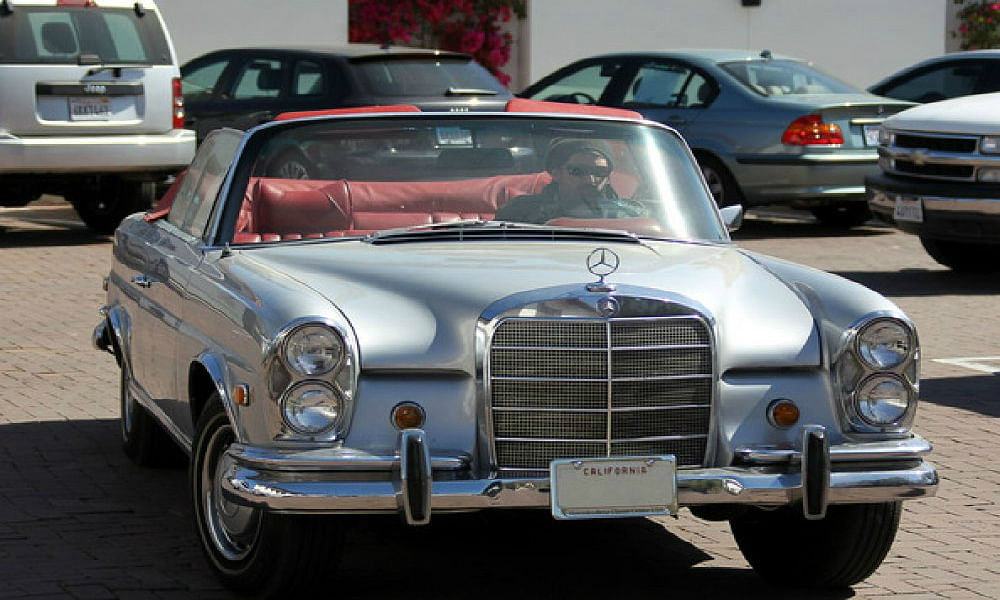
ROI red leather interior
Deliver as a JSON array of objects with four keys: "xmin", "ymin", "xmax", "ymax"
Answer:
[{"xmin": 235, "ymin": 172, "xmax": 553, "ymax": 242}]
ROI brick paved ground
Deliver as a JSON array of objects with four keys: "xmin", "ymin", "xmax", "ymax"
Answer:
[{"xmin": 0, "ymin": 202, "xmax": 996, "ymax": 599}]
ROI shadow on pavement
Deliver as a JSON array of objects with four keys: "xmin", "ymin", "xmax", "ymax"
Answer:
[
  {"xmin": 0, "ymin": 226, "xmax": 110, "ymax": 248},
  {"xmin": 732, "ymin": 215, "xmax": 893, "ymax": 242},
  {"xmin": 0, "ymin": 418, "xmax": 857, "ymax": 599},
  {"xmin": 833, "ymin": 268, "xmax": 1000, "ymax": 297},
  {"xmin": 920, "ymin": 374, "xmax": 1000, "ymax": 418}
]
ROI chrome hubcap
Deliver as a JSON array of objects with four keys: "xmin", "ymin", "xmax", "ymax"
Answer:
[{"xmin": 202, "ymin": 424, "xmax": 261, "ymax": 561}]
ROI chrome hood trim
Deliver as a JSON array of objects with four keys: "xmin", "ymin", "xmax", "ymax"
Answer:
[{"xmin": 237, "ymin": 240, "xmax": 820, "ymax": 372}]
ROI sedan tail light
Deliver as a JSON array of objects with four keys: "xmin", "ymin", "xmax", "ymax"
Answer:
[
  {"xmin": 781, "ymin": 115, "xmax": 843, "ymax": 146},
  {"xmin": 172, "ymin": 77, "xmax": 185, "ymax": 129}
]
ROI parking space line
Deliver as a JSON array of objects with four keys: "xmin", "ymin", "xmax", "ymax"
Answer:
[{"xmin": 931, "ymin": 356, "xmax": 1000, "ymax": 374}]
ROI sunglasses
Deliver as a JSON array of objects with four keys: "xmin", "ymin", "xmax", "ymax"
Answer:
[{"xmin": 565, "ymin": 164, "xmax": 611, "ymax": 178}]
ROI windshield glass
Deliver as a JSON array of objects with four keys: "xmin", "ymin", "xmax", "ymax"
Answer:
[
  {"xmin": 226, "ymin": 115, "xmax": 727, "ymax": 244},
  {"xmin": 0, "ymin": 6, "xmax": 171, "ymax": 65},
  {"xmin": 720, "ymin": 59, "xmax": 859, "ymax": 96},
  {"xmin": 353, "ymin": 58, "xmax": 507, "ymax": 96}
]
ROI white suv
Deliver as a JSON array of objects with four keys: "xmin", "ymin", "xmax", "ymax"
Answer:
[{"xmin": 0, "ymin": 0, "xmax": 195, "ymax": 233}]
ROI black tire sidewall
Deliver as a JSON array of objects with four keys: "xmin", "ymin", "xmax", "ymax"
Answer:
[
  {"xmin": 69, "ymin": 179, "xmax": 154, "ymax": 234},
  {"xmin": 697, "ymin": 154, "xmax": 742, "ymax": 207}
]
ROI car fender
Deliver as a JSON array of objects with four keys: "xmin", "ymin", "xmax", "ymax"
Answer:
[{"xmin": 193, "ymin": 351, "xmax": 243, "ymax": 443}]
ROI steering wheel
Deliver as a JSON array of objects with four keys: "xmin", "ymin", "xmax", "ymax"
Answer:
[{"xmin": 570, "ymin": 92, "xmax": 598, "ymax": 105}]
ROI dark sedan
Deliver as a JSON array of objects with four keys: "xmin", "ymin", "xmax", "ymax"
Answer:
[{"xmin": 181, "ymin": 44, "xmax": 513, "ymax": 147}]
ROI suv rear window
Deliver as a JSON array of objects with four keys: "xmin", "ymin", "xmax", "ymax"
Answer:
[
  {"xmin": 353, "ymin": 58, "xmax": 505, "ymax": 96},
  {"xmin": 0, "ymin": 6, "xmax": 171, "ymax": 65}
]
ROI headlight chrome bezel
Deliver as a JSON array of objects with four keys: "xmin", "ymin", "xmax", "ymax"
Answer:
[
  {"xmin": 836, "ymin": 312, "xmax": 920, "ymax": 435},
  {"xmin": 280, "ymin": 380, "xmax": 345, "ymax": 435},
  {"xmin": 267, "ymin": 317, "xmax": 359, "ymax": 442},
  {"xmin": 281, "ymin": 324, "xmax": 346, "ymax": 377},
  {"xmin": 854, "ymin": 317, "xmax": 915, "ymax": 370},
  {"xmin": 853, "ymin": 373, "xmax": 916, "ymax": 428}
]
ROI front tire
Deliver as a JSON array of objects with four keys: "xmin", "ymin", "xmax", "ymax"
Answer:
[
  {"xmin": 191, "ymin": 400, "xmax": 344, "ymax": 597},
  {"xmin": 67, "ymin": 178, "xmax": 156, "ymax": 234},
  {"xmin": 920, "ymin": 236, "xmax": 1000, "ymax": 272},
  {"xmin": 730, "ymin": 502, "xmax": 902, "ymax": 588}
]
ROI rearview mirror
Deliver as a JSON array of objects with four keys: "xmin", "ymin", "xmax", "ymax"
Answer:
[{"xmin": 719, "ymin": 204, "xmax": 743, "ymax": 232}]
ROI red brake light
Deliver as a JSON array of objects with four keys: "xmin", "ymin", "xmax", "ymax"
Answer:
[
  {"xmin": 172, "ymin": 77, "xmax": 185, "ymax": 129},
  {"xmin": 781, "ymin": 115, "xmax": 843, "ymax": 146},
  {"xmin": 57, "ymin": 0, "xmax": 97, "ymax": 6}
]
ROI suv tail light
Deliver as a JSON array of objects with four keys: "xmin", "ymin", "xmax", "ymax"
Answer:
[
  {"xmin": 781, "ymin": 115, "xmax": 843, "ymax": 146},
  {"xmin": 172, "ymin": 77, "xmax": 185, "ymax": 129}
]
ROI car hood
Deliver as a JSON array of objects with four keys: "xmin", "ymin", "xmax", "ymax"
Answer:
[
  {"xmin": 241, "ymin": 240, "xmax": 821, "ymax": 373},
  {"xmin": 883, "ymin": 92, "xmax": 1000, "ymax": 134}
]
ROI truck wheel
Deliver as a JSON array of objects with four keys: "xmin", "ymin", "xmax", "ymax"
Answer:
[
  {"xmin": 68, "ymin": 179, "xmax": 156, "ymax": 234},
  {"xmin": 730, "ymin": 502, "xmax": 901, "ymax": 588},
  {"xmin": 920, "ymin": 236, "xmax": 1000, "ymax": 272},
  {"xmin": 810, "ymin": 203, "xmax": 872, "ymax": 227},
  {"xmin": 119, "ymin": 365, "xmax": 177, "ymax": 467},
  {"xmin": 191, "ymin": 400, "xmax": 344, "ymax": 597}
]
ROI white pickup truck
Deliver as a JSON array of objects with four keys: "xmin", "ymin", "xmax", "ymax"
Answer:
[{"xmin": 866, "ymin": 92, "xmax": 1000, "ymax": 271}]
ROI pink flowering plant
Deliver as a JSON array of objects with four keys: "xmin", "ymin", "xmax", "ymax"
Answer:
[
  {"xmin": 953, "ymin": 0, "xmax": 1000, "ymax": 50},
  {"xmin": 349, "ymin": 0, "xmax": 526, "ymax": 86}
]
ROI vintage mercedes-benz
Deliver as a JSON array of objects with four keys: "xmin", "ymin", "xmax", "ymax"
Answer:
[{"xmin": 93, "ymin": 99, "xmax": 937, "ymax": 595}]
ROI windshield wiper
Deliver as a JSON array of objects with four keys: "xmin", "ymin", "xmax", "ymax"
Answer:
[
  {"xmin": 445, "ymin": 87, "xmax": 499, "ymax": 96},
  {"xmin": 79, "ymin": 54, "xmax": 152, "ymax": 75}
]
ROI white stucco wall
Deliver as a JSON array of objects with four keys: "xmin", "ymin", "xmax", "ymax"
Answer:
[
  {"xmin": 525, "ymin": 0, "xmax": 948, "ymax": 90},
  {"xmin": 155, "ymin": 0, "xmax": 348, "ymax": 64}
]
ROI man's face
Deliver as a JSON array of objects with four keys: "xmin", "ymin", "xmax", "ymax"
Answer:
[{"xmin": 552, "ymin": 151, "xmax": 611, "ymax": 201}]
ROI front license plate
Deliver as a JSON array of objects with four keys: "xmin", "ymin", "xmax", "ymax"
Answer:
[
  {"xmin": 863, "ymin": 124, "xmax": 881, "ymax": 146},
  {"xmin": 69, "ymin": 97, "xmax": 111, "ymax": 121},
  {"xmin": 893, "ymin": 194, "xmax": 924, "ymax": 223},
  {"xmin": 550, "ymin": 455, "xmax": 677, "ymax": 520}
]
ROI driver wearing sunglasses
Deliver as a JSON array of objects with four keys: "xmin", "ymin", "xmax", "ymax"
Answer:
[{"xmin": 495, "ymin": 139, "xmax": 645, "ymax": 224}]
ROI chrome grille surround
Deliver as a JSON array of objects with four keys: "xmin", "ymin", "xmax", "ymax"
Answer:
[
  {"xmin": 477, "ymin": 287, "xmax": 716, "ymax": 479},
  {"xmin": 880, "ymin": 128, "xmax": 1000, "ymax": 182}
]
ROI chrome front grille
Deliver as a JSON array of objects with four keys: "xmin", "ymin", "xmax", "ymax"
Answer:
[
  {"xmin": 489, "ymin": 316, "xmax": 713, "ymax": 476},
  {"xmin": 882, "ymin": 130, "xmax": 990, "ymax": 182}
]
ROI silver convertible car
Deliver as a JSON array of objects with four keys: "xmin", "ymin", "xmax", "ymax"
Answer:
[{"xmin": 93, "ymin": 99, "xmax": 937, "ymax": 596}]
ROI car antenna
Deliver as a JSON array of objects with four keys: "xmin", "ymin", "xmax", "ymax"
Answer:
[
  {"xmin": 1, "ymin": 0, "xmax": 13, "ymax": 16},
  {"xmin": 760, "ymin": 49, "xmax": 773, "ymax": 60},
  {"xmin": 133, "ymin": 2, "xmax": 145, "ymax": 17}
]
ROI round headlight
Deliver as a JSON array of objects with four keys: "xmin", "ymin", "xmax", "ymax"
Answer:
[
  {"xmin": 281, "ymin": 382, "xmax": 343, "ymax": 434},
  {"xmin": 283, "ymin": 325, "xmax": 344, "ymax": 376},
  {"xmin": 856, "ymin": 319, "xmax": 913, "ymax": 370},
  {"xmin": 855, "ymin": 375, "xmax": 910, "ymax": 426}
]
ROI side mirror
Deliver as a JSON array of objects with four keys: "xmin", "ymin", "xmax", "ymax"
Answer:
[{"xmin": 719, "ymin": 204, "xmax": 743, "ymax": 232}]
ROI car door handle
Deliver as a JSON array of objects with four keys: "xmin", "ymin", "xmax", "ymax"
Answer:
[{"xmin": 131, "ymin": 274, "xmax": 156, "ymax": 288}]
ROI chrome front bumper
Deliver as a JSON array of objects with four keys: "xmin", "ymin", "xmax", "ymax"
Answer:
[{"xmin": 219, "ymin": 428, "xmax": 938, "ymax": 524}]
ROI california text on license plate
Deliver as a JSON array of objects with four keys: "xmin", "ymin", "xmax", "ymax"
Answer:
[
  {"xmin": 893, "ymin": 194, "xmax": 924, "ymax": 223},
  {"xmin": 550, "ymin": 455, "xmax": 678, "ymax": 520}
]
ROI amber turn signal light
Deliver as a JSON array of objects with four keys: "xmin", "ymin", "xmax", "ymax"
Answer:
[
  {"xmin": 392, "ymin": 402, "xmax": 426, "ymax": 430},
  {"xmin": 767, "ymin": 399, "xmax": 800, "ymax": 428}
]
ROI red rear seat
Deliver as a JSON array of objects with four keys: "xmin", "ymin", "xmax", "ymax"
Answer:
[{"xmin": 234, "ymin": 173, "xmax": 553, "ymax": 242}]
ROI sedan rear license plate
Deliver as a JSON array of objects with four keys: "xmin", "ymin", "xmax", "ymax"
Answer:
[
  {"xmin": 550, "ymin": 455, "xmax": 677, "ymax": 519},
  {"xmin": 893, "ymin": 194, "xmax": 923, "ymax": 223},
  {"xmin": 69, "ymin": 97, "xmax": 111, "ymax": 121},
  {"xmin": 863, "ymin": 124, "xmax": 881, "ymax": 146}
]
